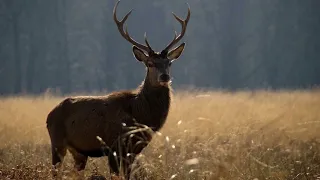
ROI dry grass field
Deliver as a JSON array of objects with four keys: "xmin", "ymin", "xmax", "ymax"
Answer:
[{"xmin": 0, "ymin": 90, "xmax": 320, "ymax": 180}]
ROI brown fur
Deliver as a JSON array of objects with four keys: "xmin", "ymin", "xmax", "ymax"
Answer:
[{"xmin": 46, "ymin": 73, "xmax": 171, "ymax": 178}]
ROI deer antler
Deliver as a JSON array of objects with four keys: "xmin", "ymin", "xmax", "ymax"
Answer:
[
  {"xmin": 163, "ymin": 4, "xmax": 191, "ymax": 53},
  {"xmin": 113, "ymin": 0, "xmax": 154, "ymax": 53}
]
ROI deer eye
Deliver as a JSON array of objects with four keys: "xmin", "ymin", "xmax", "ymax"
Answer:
[
  {"xmin": 147, "ymin": 62, "xmax": 155, "ymax": 67},
  {"xmin": 169, "ymin": 62, "xmax": 172, "ymax": 66}
]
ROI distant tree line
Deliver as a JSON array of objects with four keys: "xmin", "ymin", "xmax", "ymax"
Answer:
[{"xmin": 0, "ymin": 0, "xmax": 320, "ymax": 95}]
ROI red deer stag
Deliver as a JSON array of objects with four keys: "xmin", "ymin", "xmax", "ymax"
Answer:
[{"xmin": 46, "ymin": 1, "xmax": 190, "ymax": 179}]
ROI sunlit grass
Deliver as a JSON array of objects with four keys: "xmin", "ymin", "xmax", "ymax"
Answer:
[{"xmin": 0, "ymin": 90, "xmax": 320, "ymax": 179}]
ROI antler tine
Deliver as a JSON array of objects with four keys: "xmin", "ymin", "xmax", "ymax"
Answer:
[
  {"xmin": 163, "ymin": 3, "xmax": 191, "ymax": 53},
  {"xmin": 144, "ymin": 33, "xmax": 154, "ymax": 53},
  {"xmin": 113, "ymin": 0, "xmax": 151, "ymax": 52}
]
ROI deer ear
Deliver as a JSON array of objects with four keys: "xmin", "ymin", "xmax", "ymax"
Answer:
[
  {"xmin": 133, "ymin": 46, "xmax": 148, "ymax": 62},
  {"xmin": 167, "ymin": 43, "xmax": 185, "ymax": 60}
]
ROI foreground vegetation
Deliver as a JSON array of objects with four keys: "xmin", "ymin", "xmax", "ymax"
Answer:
[{"xmin": 0, "ymin": 90, "xmax": 320, "ymax": 180}]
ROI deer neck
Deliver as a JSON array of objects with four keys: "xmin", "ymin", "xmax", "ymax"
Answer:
[{"xmin": 133, "ymin": 72, "xmax": 171, "ymax": 131}]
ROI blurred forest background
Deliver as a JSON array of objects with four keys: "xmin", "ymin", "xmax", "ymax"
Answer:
[{"xmin": 0, "ymin": 0, "xmax": 320, "ymax": 95}]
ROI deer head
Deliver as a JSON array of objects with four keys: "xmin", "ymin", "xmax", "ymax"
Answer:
[{"xmin": 113, "ymin": 0, "xmax": 190, "ymax": 87}]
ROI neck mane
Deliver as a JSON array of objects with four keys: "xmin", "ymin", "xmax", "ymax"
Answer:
[{"xmin": 132, "ymin": 74, "xmax": 171, "ymax": 131}]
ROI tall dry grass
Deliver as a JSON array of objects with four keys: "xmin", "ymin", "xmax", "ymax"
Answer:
[{"xmin": 0, "ymin": 90, "xmax": 320, "ymax": 180}]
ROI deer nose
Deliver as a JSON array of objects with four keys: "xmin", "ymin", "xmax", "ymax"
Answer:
[{"xmin": 159, "ymin": 74, "xmax": 170, "ymax": 82}]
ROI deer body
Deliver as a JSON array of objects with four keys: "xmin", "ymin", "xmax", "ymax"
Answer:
[
  {"xmin": 47, "ymin": 1, "xmax": 190, "ymax": 179},
  {"xmin": 47, "ymin": 77, "xmax": 171, "ymax": 173}
]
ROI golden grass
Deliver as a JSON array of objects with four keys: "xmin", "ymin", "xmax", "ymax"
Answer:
[{"xmin": 0, "ymin": 90, "xmax": 320, "ymax": 179}]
